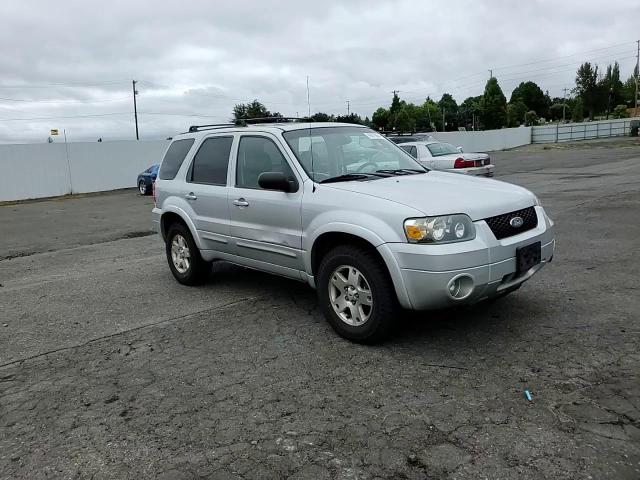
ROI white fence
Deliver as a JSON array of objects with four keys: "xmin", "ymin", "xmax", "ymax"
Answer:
[
  {"xmin": 531, "ymin": 117, "xmax": 639, "ymax": 143},
  {"xmin": 429, "ymin": 127, "xmax": 532, "ymax": 152},
  {"xmin": 0, "ymin": 140, "xmax": 169, "ymax": 202}
]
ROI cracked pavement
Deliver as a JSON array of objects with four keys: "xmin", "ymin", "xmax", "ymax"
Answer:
[{"xmin": 1, "ymin": 138, "xmax": 639, "ymax": 479}]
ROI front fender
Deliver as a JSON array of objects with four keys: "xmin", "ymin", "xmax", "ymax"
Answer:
[{"xmin": 159, "ymin": 204, "xmax": 203, "ymax": 250}]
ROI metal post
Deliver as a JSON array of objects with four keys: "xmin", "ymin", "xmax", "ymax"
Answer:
[
  {"xmin": 635, "ymin": 40, "xmax": 639, "ymax": 117},
  {"xmin": 132, "ymin": 80, "xmax": 139, "ymax": 140},
  {"xmin": 555, "ymin": 123, "xmax": 559, "ymax": 143},
  {"xmin": 63, "ymin": 128, "xmax": 73, "ymax": 194},
  {"xmin": 562, "ymin": 87, "xmax": 568, "ymax": 122}
]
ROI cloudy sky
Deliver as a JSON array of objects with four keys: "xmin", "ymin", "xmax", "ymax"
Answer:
[{"xmin": 1, "ymin": 0, "xmax": 638, "ymax": 143}]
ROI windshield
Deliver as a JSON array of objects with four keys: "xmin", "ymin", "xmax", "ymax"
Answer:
[
  {"xmin": 283, "ymin": 126, "xmax": 426, "ymax": 182},
  {"xmin": 426, "ymin": 142, "xmax": 459, "ymax": 157}
]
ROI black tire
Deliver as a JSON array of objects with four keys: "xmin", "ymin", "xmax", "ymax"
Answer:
[
  {"xmin": 317, "ymin": 245, "xmax": 396, "ymax": 343},
  {"xmin": 165, "ymin": 223, "xmax": 210, "ymax": 285},
  {"xmin": 139, "ymin": 180, "xmax": 149, "ymax": 195}
]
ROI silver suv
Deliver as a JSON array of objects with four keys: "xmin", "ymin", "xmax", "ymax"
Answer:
[{"xmin": 152, "ymin": 121, "xmax": 555, "ymax": 342}]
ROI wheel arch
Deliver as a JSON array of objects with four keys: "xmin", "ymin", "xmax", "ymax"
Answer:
[
  {"xmin": 159, "ymin": 207, "xmax": 202, "ymax": 248},
  {"xmin": 308, "ymin": 228, "xmax": 412, "ymax": 309}
]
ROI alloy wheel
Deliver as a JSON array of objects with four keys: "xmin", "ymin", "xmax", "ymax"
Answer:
[
  {"xmin": 171, "ymin": 234, "xmax": 191, "ymax": 274},
  {"xmin": 328, "ymin": 265, "xmax": 373, "ymax": 326}
]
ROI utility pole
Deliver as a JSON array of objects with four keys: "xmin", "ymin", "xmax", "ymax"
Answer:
[
  {"xmin": 488, "ymin": 69, "xmax": 493, "ymax": 78},
  {"xmin": 442, "ymin": 109, "xmax": 446, "ymax": 132},
  {"xmin": 346, "ymin": 100, "xmax": 350, "ymax": 116},
  {"xmin": 562, "ymin": 87, "xmax": 569, "ymax": 122},
  {"xmin": 635, "ymin": 39, "xmax": 639, "ymax": 116},
  {"xmin": 132, "ymin": 80, "xmax": 139, "ymax": 140}
]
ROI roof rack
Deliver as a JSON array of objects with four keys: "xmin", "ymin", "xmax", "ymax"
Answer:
[
  {"xmin": 242, "ymin": 117, "xmax": 312, "ymax": 125},
  {"xmin": 187, "ymin": 123, "xmax": 236, "ymax": 133}
]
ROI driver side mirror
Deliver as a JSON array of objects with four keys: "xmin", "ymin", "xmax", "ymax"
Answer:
[
  {"xmin": 456, "ymin": 146, "xmax": 464, "ymax": 153},
  {"xmin": 258, "ymin": 172, "xmax": 298, "ymax": 193}
]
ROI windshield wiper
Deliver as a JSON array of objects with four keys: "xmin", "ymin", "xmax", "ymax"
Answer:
[
  {"xmin": 319, "ymin": 173, "xmax": 385, "ymax": 184},
  {"xmin": 375, "ymin": 169, "xmax": 427, "ymax": 175}
]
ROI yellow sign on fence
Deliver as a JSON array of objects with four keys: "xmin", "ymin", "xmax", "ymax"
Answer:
[{"xmin": 50, "ymin": 129, "xmax": 59, "ymax": 135}]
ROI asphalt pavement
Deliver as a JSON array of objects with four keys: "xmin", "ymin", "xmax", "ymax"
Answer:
[{"xmin": 1, "ymin": 137, "xmax": 639, "ymax": 479}]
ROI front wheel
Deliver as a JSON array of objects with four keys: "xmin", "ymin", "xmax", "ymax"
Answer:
[
  {"xmin": 165, "ymin": 223, "xmax": 210, "ymax": 285},
  {"xmin": 317, "ymin": 245, "xmax": 396, "ymax": 343},
  {"xmin": 139, "ymin": 180, "xmax": 148, "ymax": 195}
]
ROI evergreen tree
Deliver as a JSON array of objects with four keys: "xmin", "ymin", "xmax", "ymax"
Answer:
[{"xmin": 480, "ymin": 77, "xmax": 507, "ymax": 129}]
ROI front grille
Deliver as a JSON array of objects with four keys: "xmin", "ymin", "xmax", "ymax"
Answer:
[{"xmin": 484, "ymin": 206, "xmax": 537, "ymax": 240}]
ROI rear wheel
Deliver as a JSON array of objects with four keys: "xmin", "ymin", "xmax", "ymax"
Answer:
[
  {"xmin": 317, "ymin": 245, "xmax": 396, "ymax": 343},
  {"xmin": 165, "ymin": 223, "xmax": 210, "ymax": 285},
  {"xmin": 138, "ymin": 180, "xmax": 148, "ymax": 195}
]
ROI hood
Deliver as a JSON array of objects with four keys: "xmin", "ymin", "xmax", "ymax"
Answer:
[{"xmin": 323, "ymin": 171, "xmax": 535, "ymax": 220}]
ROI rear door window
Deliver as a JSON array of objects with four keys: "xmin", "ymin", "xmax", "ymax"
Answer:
[
  {"xmin": 189, "ymin": 136, "xmax": 233, "ymax": 185},
  {"xmin": 400, "ymin": 145, "xmax": 417, "ymax": 158},
  {"xmin": 158, "ymin": 139, "xmax": 195, "ymax": 180}
]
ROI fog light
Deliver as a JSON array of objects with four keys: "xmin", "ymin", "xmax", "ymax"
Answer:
[{"xmin": 446, "ymin": 274, "xmax": 474, "ymax": 300}]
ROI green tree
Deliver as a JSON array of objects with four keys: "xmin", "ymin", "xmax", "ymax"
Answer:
[
  {"xmin": 459, "ymin": 96, "xmax": 483, "ymax": 129},
  {"xmin": 480, "ymin": 77, "xmax": 507, "ymax": 129},
  {"xmin": 389, "ymin": 92, "xmax": 402, "ymax": 117},
  {"xmin": 417, "ymin": 98, "xmax": 439, "ymax": 131},
  {"xmin": 603, "ymin": 62, "xmax": 624, "ymax": 113},
  {"xmin": 622, "ymin": 65, "xmax": 638, "ymax": 106},
  {"xmin": 524, "ymin": 110, "xmax": 539, "ymax": 126},
  {"xmin": 437, "ymin": 93, "xmax": 458, "ymax": 131},
  {"xmin": 394, "ymin": 107, "xmax": 416, "ymax": 133},
  {"xmin": 507, "ymin": 101, "xmax": 527, "ymax": 127},
  {"xmin": 510, "ymin": 81, "xmax": 549, "ymax": 117},
  {"xmin": 571, "ymin": 98, "xmax": 584, "ymax": 122},
  {"xmin": 549, "ymin": 103, "xmax": 570, "ymax": 121},
  {"xmin": 232, "ymin": 99, "xmax": 281, "ymax": 123},
  {"xmin": 371, "ymin": 107, "xmax": 389, "ymax": 131},
  {"xmin": 574, "ymin": 62, "xmax": 599, "ymax": 119},
  {"xmin": 612, "ymin": 104, "xmax": 629, "ymax": 119},
  {"xmin": 335, "ymin": 113, "xmax": 364, "ymax": 124},
  {"xmin": 310, "ymin": 112, "xmax": 334, "ymax": 122}
]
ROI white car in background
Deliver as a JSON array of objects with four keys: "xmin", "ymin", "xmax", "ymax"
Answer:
[{"xmin": 398, "ymin": 140, "xmax": 494, "ymax": 177}]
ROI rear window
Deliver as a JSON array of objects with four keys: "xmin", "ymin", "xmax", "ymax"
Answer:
[
  {"xmin": 189, "ymin": 136, "xmax": 233, "ymax": 185},
  {"xmin": 158, "ymin": 139, "xmax": 195, "ymax": 180}
]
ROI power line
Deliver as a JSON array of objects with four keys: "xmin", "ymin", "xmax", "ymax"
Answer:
[
  {"xmin": 491, "ymin": 41, "xmax": 634, "ymax": 72},
  {"xmin": 0, "ymin": 96, "xmax": 130, "ymax": 104},
  {"xmin": 0, "ymin": 112, "xmax": 130, "ymax": 122},
  {"xmin": 0, "ymin": 80, "xmax": 129, "ymax": 89}
]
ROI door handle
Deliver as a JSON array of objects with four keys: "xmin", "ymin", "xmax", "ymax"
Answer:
[
  {"xmin": 233, "ymin": 198, "xmax": 249, "ymax": 207},
  {"xmin": 185, "ymin": 192, "xmax": 197, "ymax": 201}
]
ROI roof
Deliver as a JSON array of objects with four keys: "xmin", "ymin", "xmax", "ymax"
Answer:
[
  {"xmin": 395, "ymin": 140, "xmax": 439, "ymax": 146},
  {"xmin": 175, "ymin": 121, "xmax": 367, "ymax": 139}
]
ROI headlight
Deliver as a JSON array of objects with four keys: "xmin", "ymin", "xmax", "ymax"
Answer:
[{"xmin": 404, "ymin": 215, "xmax": 476, "ymax": 244}]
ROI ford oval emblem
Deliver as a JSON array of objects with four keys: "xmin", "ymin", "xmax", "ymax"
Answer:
[{"xmin": 510, "ymin": 216, "xmax": 524, "ymax": 228}]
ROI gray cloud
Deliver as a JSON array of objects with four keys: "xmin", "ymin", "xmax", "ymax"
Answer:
[{"xmin": 1, "ymin": 0, "xmax": 638, "ymax": 143}]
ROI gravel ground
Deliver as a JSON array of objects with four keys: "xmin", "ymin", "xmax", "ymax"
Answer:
[{"xmin": 1, "ymin": 139, "xmax": 639, "ymax": 479}]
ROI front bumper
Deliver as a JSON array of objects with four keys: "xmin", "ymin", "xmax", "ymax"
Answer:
[
  {"xmin": 377, "ymin": 206, "xmax": 554, "ymax": 310},
  {"xmin": 444, "ymin": 164, "xmax": 494, "ymax": 177}
]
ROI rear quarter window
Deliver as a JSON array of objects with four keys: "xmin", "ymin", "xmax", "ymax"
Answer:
[{"xmin": 158, "ymin": 139, "xmax": 195, "ymax": 180}]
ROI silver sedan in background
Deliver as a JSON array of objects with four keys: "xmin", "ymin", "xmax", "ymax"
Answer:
[{"xmin": 398, "ymin": 140, "xmax": 494, "ymax": 177}]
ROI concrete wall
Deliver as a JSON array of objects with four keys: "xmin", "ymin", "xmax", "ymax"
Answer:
[
  {"xmin": 428, "ymin": 127, "xmax": 532, "ymax": 153},
  {"xmin": 532, "ymin": 117, "xmax": 639, "ymax": 143},
  {"xmin": 0, "ymin": 140, "xmax": 169, "ymax": 202}
]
